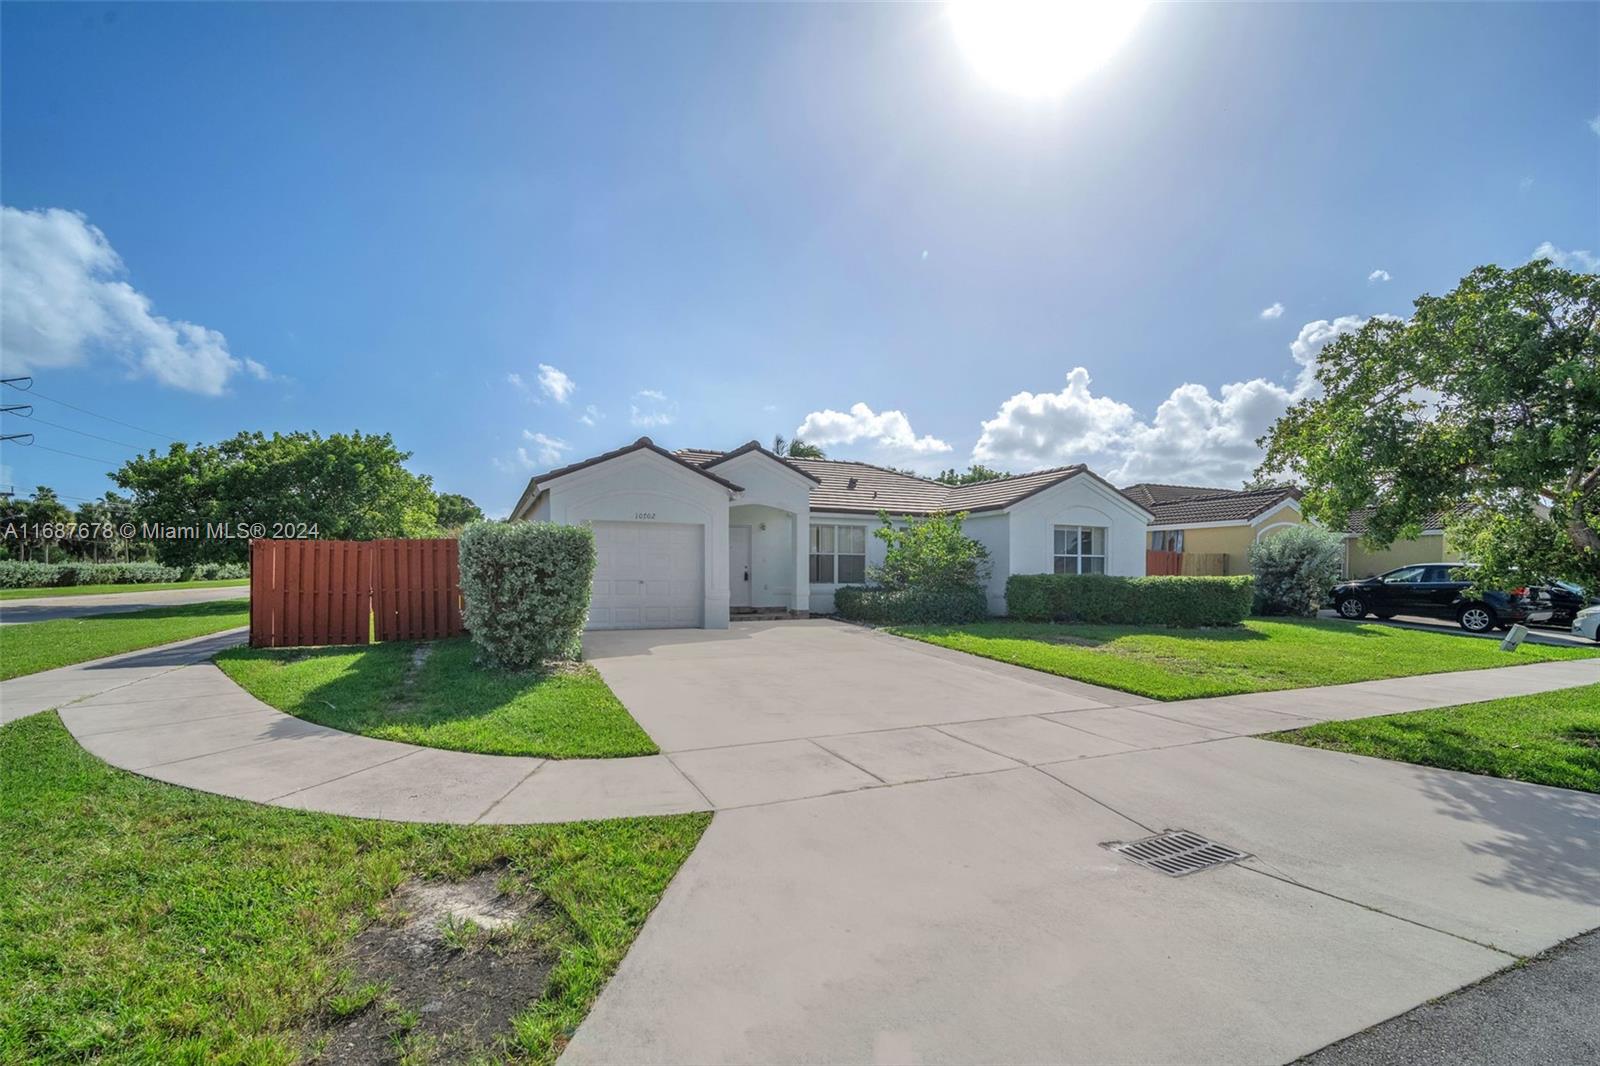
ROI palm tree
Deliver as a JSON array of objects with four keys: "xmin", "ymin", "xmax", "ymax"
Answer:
[{"xmin": 771, "ymin": 434, "xmax": 825, "ymax": 459}]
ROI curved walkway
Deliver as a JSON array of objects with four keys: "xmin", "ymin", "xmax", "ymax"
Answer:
[{"xmin": 3, "ymin": 621, "xmax": 1597, "ymax": 824}]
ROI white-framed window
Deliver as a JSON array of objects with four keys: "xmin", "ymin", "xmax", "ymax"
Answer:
[
  {"xmin": 810, "ymin": 524, "xmax": 867, "ymax": 584},
  {"xmin": 1150, "ymin": 529, "xmax": 1184, "ymax": 552},
  {"xmin": 1054, "ymin": 525, "xmax": 1107, "ymax": 574}
]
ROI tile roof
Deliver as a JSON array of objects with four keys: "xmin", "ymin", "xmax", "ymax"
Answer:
[
  {"xmin": 1121, "ymin": 483, "xmax": 1243, "ymax": 509},
  {"xmin": 530, "ymin": 437, "xmax": 743, "ymax": 494},
  {"xmin": 679, "ymin": 450, "xmax": 1122, "ymax": 515},
  {"xmin": 1128, "ymin": 485, "xmax": 1302, "ymax": 526},
  {"xmin": 1343, "ymin": 505, "xmax": 1467, "ymax": 536}
]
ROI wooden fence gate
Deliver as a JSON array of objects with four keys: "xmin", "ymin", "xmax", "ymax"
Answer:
[{"xmin": 249, "ymin": 538, "xmax": 463, "ymax": 648}]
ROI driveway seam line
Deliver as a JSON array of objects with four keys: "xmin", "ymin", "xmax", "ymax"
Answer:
[
  {"xmin": 1235, "ymin": 864, "xmax": 1524, "ymax": 960},
  {"xmin": 805, "ymin": 737, "xmax": 887, "ymax": 784},
  {"xmin": 471, "ymin": 760, "xmax": 551, "ymax": 824},
  {"xmin": 264, "ymin": 748, "xmax": 427, "ymax": 804},
  {"xmin": 659, "ymin": 752, "xmax": 719, "ymax": 810},
  {"xmin": 1028, "ymin": 766, "xmax": 1159, "ymax": 834},
  {"xmin": 927, "ymin": 724, "xmax": 1031, "ymax": 766}
]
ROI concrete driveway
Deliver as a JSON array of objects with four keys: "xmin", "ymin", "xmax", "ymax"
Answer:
[
  {"xmin": 567, "ymin": 621, "xmax": 1600, "ymax": 1065},
  {"xmin": 583, "ymin": 619, "xmax": 1151, "ymax": 751},
  {"xmin": 0, "ymin": 584, "xmax": 248, "ymax": 625}
]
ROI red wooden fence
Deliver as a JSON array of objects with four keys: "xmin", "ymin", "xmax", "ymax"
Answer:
[
  {"xmin": 1145, "ymin": 549, "xmax": 1183, "ymax": 576},
  {"xmin": 372, "ymin": 538, "xmax": 462, "ymax": 643},
  {"xmin": 249, "ymin": 538, "xmax": 463, "ymax": 648}
]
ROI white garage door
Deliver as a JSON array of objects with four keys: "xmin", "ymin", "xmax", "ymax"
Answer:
[{"xmin": 588, "ymin": 521, "xmax": 705, "ymax": 629}]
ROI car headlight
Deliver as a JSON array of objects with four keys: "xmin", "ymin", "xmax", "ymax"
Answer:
[{"xmin": 1576, "ymin": 605, "xmax": 1600, "ymax": 621}]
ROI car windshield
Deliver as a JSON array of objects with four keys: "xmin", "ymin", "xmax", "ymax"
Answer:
[{"xmin": 1553, "ymin": 580, "xmax": 1585, "ymax": 596}]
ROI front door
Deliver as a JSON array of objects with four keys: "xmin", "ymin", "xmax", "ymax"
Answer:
[{"xmin": 729, "ymin": 525, "xmax": 752, "ymax": 608}]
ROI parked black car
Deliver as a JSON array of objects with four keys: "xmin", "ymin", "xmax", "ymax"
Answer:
[
  {"xmin": 1536, "ymin": 580, "xmax": 1595, "ymax": 627},
  {"xmin": 1329, "ymin": 563, "xmax": 1552, "ymax": 633}
]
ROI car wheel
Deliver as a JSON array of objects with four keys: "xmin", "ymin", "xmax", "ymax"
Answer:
[
  {"xmin": 1337, "ymin": 596, "xmax": 1367, "ymax": 619},
  {"xmin": 1457, "ymin": 605, "xmax": 1496, "ymax": 633}
]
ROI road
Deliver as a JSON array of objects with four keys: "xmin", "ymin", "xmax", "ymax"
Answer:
[
  {"xmin": 1315, "ymin": 608, "xmax": 1595, "ymax": 648},
  {"xmin": 0, "ymin": 585, "xmax": 249, "ymax": 625}
]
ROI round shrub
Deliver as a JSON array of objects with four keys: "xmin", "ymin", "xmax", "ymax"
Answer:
[
  {"xmin": 1248, "ymin": 525, "xmax": 1346, "ymax": 616},
  {"xmin": 458, "ymin": 520, "xmax": 596, "ymax": 668}
]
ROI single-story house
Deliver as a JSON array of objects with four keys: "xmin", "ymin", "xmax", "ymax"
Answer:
[
  {"xmin": 1120, "ymin": 483, "xmax": 1304, "ymax": 575},
  {"xmin": 1341, "ymin": 506, "xmax": 1465, "ymax": 578},
  {"xmin": 509, "ymin": 437, "xmax": 1154, "ymax": 629}
]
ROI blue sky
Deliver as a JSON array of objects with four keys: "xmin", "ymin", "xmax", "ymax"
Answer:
[{"xmin": 2, "ymin": 2, "xmax": 1596, "ymax": 515}]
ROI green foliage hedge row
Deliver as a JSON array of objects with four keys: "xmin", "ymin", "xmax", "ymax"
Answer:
[
  {"xmin": 1005, "ymin": 573, "xmax": 1254, "ymax": 627},
  {"xmin": 0, "ymin": 561, "xmax": 250, "ymax": 589},
  {"xmin": 458, "ymin": 521, "xmax": 596, "ymax": 668},
  {"xmin": 833, "ymin": 584, "xmax": 990, "ymax": 625}
]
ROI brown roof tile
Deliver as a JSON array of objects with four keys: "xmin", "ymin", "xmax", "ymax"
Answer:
[{"xmin": 1139, "ymin": 487, "xmax": 1301, "ymax": 526}]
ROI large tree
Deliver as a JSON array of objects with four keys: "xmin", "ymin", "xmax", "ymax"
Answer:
[
  {"xmin": 434, "ymin": 492, "xmax": 484, "ymax": 531},
  {"xmin": 114, "ymin": 431, "xmax": 439, "ymax": 565},
  {"xmin": 1258, "ymin": 258, "xmax": 1600, "ymax": 587}
]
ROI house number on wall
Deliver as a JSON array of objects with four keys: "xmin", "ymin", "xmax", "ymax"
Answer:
[{"xmin": 634, "ymin": 512, "xmax": 657, "ymax": 520}]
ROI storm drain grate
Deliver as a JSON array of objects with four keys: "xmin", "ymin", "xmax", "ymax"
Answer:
[{"xmin": 1105, "ymin": 830, "xmax": 1249, "ymax": 877}]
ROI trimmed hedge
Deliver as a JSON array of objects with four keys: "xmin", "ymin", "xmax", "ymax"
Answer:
[
  {"xmin": 1005, "ymin": 573, "xmax": 1254, "ymax": 627},
  {"xmin": 0, "ymin": 561, "xmax": 248, "ymax": 589},
  {"xmin": 834, "ymin": 584, "xmax": 989, "ymax": 625},
  {"xmin": 458, "ymin": 520, "xmax": 596, "ymax": 668}
]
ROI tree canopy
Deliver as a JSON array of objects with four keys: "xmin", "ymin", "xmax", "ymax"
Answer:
[
  {"xmin": 1259, "ymin": 258, "xmax": 1600, "ymax": 587},
  {"xmin": 935, "ymin": 464, "xmax": 1008, "ymax": 486},
  {"xmin": 434, "ymin": 492, "xmax": 484, "ymax": 531},
  {"xmin": 114, "ymin": 431, "xmax": 439, "ymax": 564}
]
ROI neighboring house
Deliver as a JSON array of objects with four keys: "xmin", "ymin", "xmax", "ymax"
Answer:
[
  {"xmin": 1120, "ymin": 483, "xmax": 1304, "ymax": 575},
  {"xmin": 509, "ymin": 437, "xmax": 1154, "ymax": 629},
  {"xmin": 1341, "ymin": 506, "xmax": 1465, "ymax": 578}
]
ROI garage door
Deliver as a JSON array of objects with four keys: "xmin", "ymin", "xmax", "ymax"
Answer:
[{"xmin": 588, "ymin": 522, "xmax": 705, "ymax": 629}]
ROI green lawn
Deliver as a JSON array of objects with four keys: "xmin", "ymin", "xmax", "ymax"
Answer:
[
  {"xmin": 216, "ymin": 637, "xmax": 658, "ymax": 758},
  {"xmin": 0, "ymin": 600, "xmax": 250, "ymax": 680},
  {"xmin": 0, "ymin": 579, "xmax": 249, "ymax": 601},
  {"xmin": 887, "ymin": 618, "xmax": 1600, "ymax": 700},
  {"xmin": 0, "ymin": 712, "xmax": 708, "ymax": 1065},
  {"xmin": 1273, "ymin": 683, "xmax": 1600, "ymax": 793}
]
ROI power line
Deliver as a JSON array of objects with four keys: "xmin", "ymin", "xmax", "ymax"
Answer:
[
  {"xmin": 4, "ymin": 415, "xmax": 146, "ymax": 451},
  {"xmin": 0, "ymin": 381, "xmax": 181, "ymax": 443},
  {"xmin": 4, "ymin": 442, "xmax": 122, "ymax": 465}
]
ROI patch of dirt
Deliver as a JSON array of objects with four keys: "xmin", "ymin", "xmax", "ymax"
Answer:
[
  {"xmin": 388, "ymin": 643, "xmax": 435, "ymax": 718},
  {"xmin": 309, "ymin": 865, "xmax": 557, "ymax": 1065}
]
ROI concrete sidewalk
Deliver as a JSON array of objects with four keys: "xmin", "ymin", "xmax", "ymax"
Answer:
[{"xmin": 2, "ymin": 624, "xmax": 1594, "ymax": 826}]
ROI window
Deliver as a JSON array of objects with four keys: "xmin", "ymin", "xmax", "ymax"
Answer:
[
  {"xmin": 1383, "ymin": 566, "xmax": 1428, "ymax": 584},
  {"xmin": 810, "ymin": 524, "xmax": 867, "ymax": 584},
  {"xmin": 1149, "ymin": 529, "xmax": 1183, "ymax": 552},
  {"xmin": 1054, "ymin": 526, "xmax": 1107, "ymax": 574}
]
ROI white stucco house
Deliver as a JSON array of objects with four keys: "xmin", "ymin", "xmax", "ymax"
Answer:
[{"xmin": 509, "ymin": 437, "xmax": 1154, "ymax": 630}]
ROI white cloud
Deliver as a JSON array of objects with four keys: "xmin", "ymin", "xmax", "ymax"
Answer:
[
  {"xmin": 507, "ymin": 372, "xmax": 525, "ymax": 390},
  {"xmin": 1529, "ymin": 241, "xmax": 1600, "ymax": 272},
  {"xmin": 1589, "ymin": 114, "xmax": 1600, "ymax": 137},
  {"xmin": 973, "ymin": 316, "xmax": 1381, "ymax": 485},
  {"xmin": 1259, "ymin": 302, "xmax": 1284, "ymax": 320},
  {"xmin": 795, "ymin": 402, "xmax": 952, "ymax": 456},
  {"xmin": 1367, "ymin": 269, "xmax": 1391, "ymax": 283},
  {"xmin": 629, "ymin": 389, "xmax": 677, "ymax": 428},
  {"xmin": 1518, "ymin": 176, "xmax": 1535, "ymax": 194},
  {"xmin": 537, "ymin": 363, "xmax": 575, "ymax": 404},
  {"xmin": 521, "ymin": 430, "xmax": 569, "ymax": 466},
  {"xmin": 578, "ymin": 404, "xmax": 602, "ymax": 426},
  {"xmin": 0, "ymin": 205, "xmax": 262, "ymax": 395}
]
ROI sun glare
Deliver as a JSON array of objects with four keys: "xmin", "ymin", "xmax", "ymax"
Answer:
[{"xmin": 949, "ymin": 1, "xmax": 1150, "ymax": 98}]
